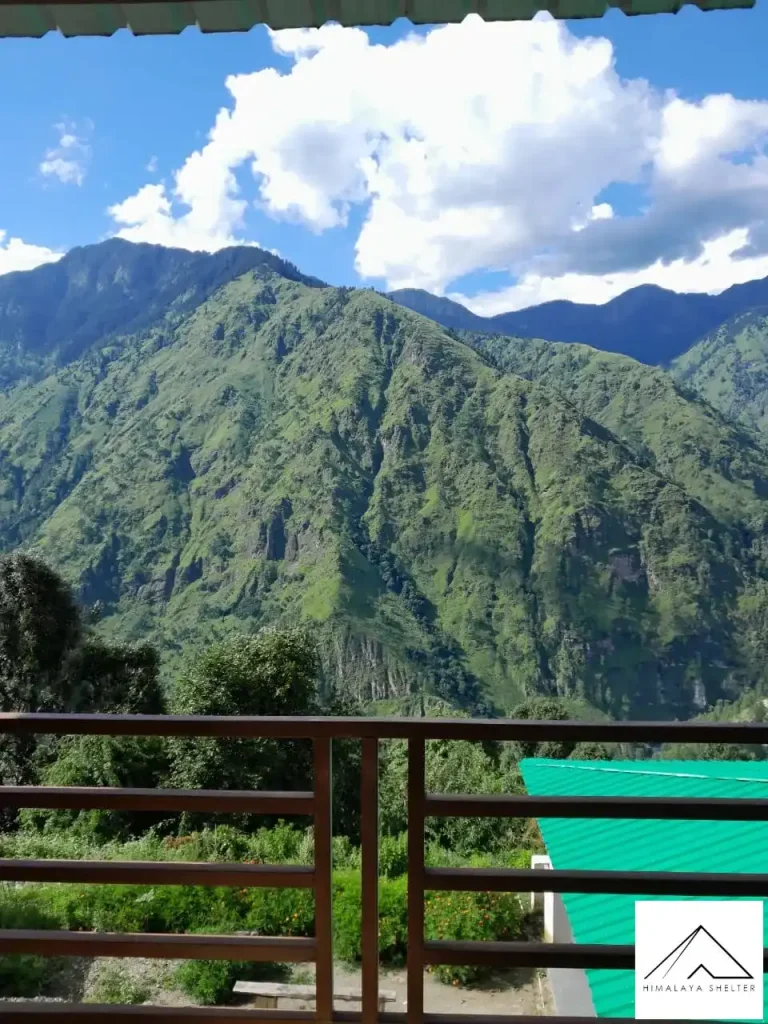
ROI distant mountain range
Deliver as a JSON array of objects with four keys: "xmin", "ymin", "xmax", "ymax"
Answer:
[
  {"xmin": 3, "ymin": 239, "xmax": 768, "ymax": 720},
  {"xmin": 390, "ymin": 278, "xmax": 768, "ymax": 365}
]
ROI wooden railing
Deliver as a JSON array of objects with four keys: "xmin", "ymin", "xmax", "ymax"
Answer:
[{"xmin": 1, "ymin": 712, "xmax": 768, "ymax": 1023}]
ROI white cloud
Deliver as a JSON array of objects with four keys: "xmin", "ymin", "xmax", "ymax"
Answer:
[
  {"xmin": 146, "ymin": 155, "xmax": 159, "ymax": 174},
  {"xmin": 104, "ymin": 15, "xmax": 768, "ymax": 309},
  {"xmin": 39, "ymin": 121, "xmax": 92, "ymax": 186},
  {"xmin": 0, "ymin": 231, "xmax": 62, "ymax": 275}
]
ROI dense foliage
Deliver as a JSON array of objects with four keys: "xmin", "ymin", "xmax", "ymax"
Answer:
[{"xmin": 672, "ymin": 309, "xmax": 768, "ymax": 436}]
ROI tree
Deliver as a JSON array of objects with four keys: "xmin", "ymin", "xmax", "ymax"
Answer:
[
  {"xmin": 0, "ymin": 553, "xmax": 166, "ymax": 825},
  {"xmin": 19, "ymin": 641, "xmax": 168, "ymax": 840},
  {"xmin": 73, "ymin": 639, "xmax": 164, "ymax": 714},
  {"xmin": 168, "ymin": 627, "xmax": 320, "ymax": 831},
  {"xmin": 503, "ymin": 695, "xmax": 612, "ymax": 763},
  {"xmin": 0, "ymin": 553, "xmax": 83, "ymax": 787},
  {"xmin": 0, "ymin": 552, "xmax": 82, "ymax": 713}
]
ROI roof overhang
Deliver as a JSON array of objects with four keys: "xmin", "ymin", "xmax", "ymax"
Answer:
[{"xmin": 0, "ymin": 0, "xmax": 756, "ymax": 40}]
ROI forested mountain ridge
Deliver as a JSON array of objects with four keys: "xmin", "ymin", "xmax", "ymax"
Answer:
[
  {"xmin": 468, "ymin": 331, "xmax": 768, "ymax": 525},
  {"xmin": 671, "ymin": 308, "xmax": 768, "ymax": 437},
  {"xmin": 391, "ymin": 276, "xmax": 768, "ymax": 365},
  {"xmin": 2, "ymin": 241, "xmax": 768, "ymax": 719}
]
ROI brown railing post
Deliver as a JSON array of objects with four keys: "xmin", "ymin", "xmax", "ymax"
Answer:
[
  {"xmin": 407, "ymin": 737, "xmax": 425, "ymax": 1024},
  {"xmin": 361, "ymin": 737, "xmax": 379, "ymax": 1024},
  {"xmin": 313, "ymin": 738, "xmax": 333, "ymax": 1024}
]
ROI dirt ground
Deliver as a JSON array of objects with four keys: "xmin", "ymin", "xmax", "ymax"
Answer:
[
  {"xmin": 193, "ymin": 961, "xmax": 553, "ymax": 1016},
  {"xmin": 3, "ymin": 957, "xmax": 554, "ymax": 1015}
]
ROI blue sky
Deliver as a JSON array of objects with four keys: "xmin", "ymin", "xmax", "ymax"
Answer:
[{"xmin": 2, "ymin": 4, "xmax": 768, "ymax": 312}]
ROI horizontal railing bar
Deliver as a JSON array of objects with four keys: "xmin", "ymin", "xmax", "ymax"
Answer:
[
  {"xmin": 425, "ymin": 938, "xmax": 634, "ymax": 969},
  {"xmin": 0, "ymin": 1010, "xmax": 729, "ymax": 1024},
  {"xmin": 425, "ymin": 865, "xmax": 768, "ymax": 895},
  {"xmin": 0, "ymin": 859, "xmax": 314, "ymax": 888},
  {"xmin": 0, "ymin": 1009, "xmax": 317, "ymax": 1022},
  {"xmin": 2, "ymin": 713, "xmax": 768, "ymax": 744},
  {"xmin": 0, "ymin": 787, "xmax": 314, "ymax": 814},
  {"xmin": 419, "ymin": 1017, "xmax": 721, "ymax": 1024},
  {"xmin": 0, "ymin": 930, "xmax": 316, "ymax": 961},
  {"xmin": 424, "ymin": 939, "xmax": 768, "ymax": 970},
  {"xmin": 0, "ymin": 1012, "xmax": 727, "ymax": 1024},
  {"xmin": 425, "ymin": 793, "xmax": 768, "ymax": 820}
]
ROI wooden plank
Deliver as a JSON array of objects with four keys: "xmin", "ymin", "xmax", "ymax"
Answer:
[
  {"xmin": 312, "ymin": 738, "xmax": 333, "ymax": 1024},
  {"xmin": 0, "ymin": 1007, "xmax": 728, "ymax": 1024},
  {"xmin": 0, "ymin": 930, "xmax": 316, "ymax": 962},
  {"xmin": 0, "ymin": 859, "xmax": 314, "ymax": 888},
  {"xmin": 425, "ymin": 865, "xmax": 768, "ymax": 896},
  {"xmin": 425, "ymin": 940, "xmax": 768, "ymax": 971},
  {"xmin": 0, "ymin": 1008, "xmax": 317, "ymax": 1023},
  {"xmin": 232, "ymin": 983, "xmax": 397, "ymax": 1000},
  {"xmin": 360, "ymin": 737, "xmax": 379, "ymax": 1024},
  {"xmin": 407, "ymin": 739, "xmax": 425, "ymax": 1024},
  {"xmin": 425, "ymin": 793, "xmax": 768, "ymax": 821},
  {"xmin": 2, "ymin": 712, "xmax": 768, "ymax": 746},
  {"xmin": 0, "ymin": 787, "xmax": 314, "ymax": 815}
]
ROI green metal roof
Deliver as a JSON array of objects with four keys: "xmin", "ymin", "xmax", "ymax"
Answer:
[
  {"xmin": 0, "ymin": 0, "xmax": 755, "ymax": 39},
  {"xmin": 519, "ymin": 759, "xmax": 768, "ymax": 1020}
]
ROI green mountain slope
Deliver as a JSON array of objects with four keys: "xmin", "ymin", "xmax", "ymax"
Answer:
[
  {"xmin": 671, "ymin": 309, "xmax": 768, "ymax": 436},
  {"xmin": 469, "ymin": 331, "xmax": 768, "ymax": 525},
  {"xmin": 3, "ymin": 242, "xmax": 768, "ymax": 718}
]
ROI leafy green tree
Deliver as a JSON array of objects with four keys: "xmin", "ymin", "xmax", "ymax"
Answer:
[
  {"xmin": 20, "ymin": 733, "xmax": 170, "ymax": 842},
  {"xmin": 0, "ymin": 553, "xmax": 83, "ymax": 787},
  {"xmin": 168, "ymin": 627, "xmax": 320, "ymax": 831},
  {"xmin": 0, "ymin": 553, "xmax": 167, "ymax": 837},
  {"xmin": 16, "ymin": 639, "xmax": 167, "ymax": 841},
  {"xmin": 504, "ymin": 696, "xmax": 612, "ymax": 762},
  {"xmin": 379, "ymin": 729, "xmax": 529, "ymax": 856},
  {"xmin": 73, "ymin": 639, "xmax": 164, "ymax": 715}
]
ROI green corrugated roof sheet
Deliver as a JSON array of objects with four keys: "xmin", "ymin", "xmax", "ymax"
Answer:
[
  {"xmin": 0, "ymin": 0, "xmax": 755, "ymax": 39},
  {"xmin": 519, "ymin": 759, "xmax": 768, "ymax": 1020}
]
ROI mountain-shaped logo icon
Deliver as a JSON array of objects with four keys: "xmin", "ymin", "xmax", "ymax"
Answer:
[{"xmin": 644, "ymin": 925, "xmax": 754, "ymax": 981}]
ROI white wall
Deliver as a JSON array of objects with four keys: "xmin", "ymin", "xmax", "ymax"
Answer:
[{"xmin": 530, "ymin": 853, "xmax": 596, "ymax": 1017}]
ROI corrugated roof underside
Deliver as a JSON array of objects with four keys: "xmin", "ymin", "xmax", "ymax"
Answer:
[
  {"xmin": 520, "ymin": 759, "xmax": 768, "ymax": 1020},
  {"xmin": 0, "ymin": 0, "xmax": 755, "ymax": 38}
]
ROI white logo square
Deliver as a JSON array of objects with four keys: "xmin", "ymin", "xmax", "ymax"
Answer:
[{"xmin": 635, "ymin": 900, "xmax": 763, "ymax": 1020}]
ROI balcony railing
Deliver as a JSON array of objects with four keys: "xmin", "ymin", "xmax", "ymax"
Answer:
[{"xmin": 1, "ymin": 712, "xmax": 768, "ymax": 1024}]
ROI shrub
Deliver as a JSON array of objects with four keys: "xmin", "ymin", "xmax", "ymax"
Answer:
[
  {"xmin": 332, "ymin": 871, "xmax": 408, "ymax": 965},
  {"xmin": 86, "ymin": 964, "xmax": 151, "ymax": 1005},
  {"xmin": 176, "ymin": 958, "xmax": 287, "ymax": 1005},
  {"xmin": 0, "ymin": 893, "xmax": 64, "ymax": 997},
  {"xmin": 425, "ymin": 889, "xmax": 524, "ymax": 986},
  {"xmin": 379, "ymin": 833, "xmax": 408, "ymax": 877}
]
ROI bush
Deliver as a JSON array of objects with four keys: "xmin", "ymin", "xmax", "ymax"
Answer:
[
  {"xmin": 425, "ymin": 889, "xmax": 524, "ymax": 986},
  {"xmin": 0, "ymin": 893, "xmax": 64, "ymax": 997},
  {"xmin": 86, "ymin": 964, "xmax": 151, "ymax": 1005},
  {"xmin": 379, "ymin": 833, "xmax": 408, "ymax": 878},
  {"xmin": 332, "ymin": 871, "xmax": 409, "ymax": 965},
  {"xmin": 176, "ymin": 958, "xmax": 286, "ymax": 1005}
]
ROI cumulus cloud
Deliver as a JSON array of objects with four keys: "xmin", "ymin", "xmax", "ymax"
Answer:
[
  {"xmin": 39, "ymin": 120, "xmax": 92, "ymax": 186},
  {"xmin": 0, "ymin": 231, "xmax": 62, "ymax": 275},
  {"xmin": 105, "ymin": 15, "xmax": 768, "ymax": 308}
]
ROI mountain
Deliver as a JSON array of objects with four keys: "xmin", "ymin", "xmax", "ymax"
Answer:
[
  {"xmin": 468, "ymin": 331, "xmax": 768, "ymax": 525},
  {"xmin": 671, "ymin": 308, "xmax": 768, "ymax": 436},
  {"xmin": 0, "ymin": 238, "xmax": 322, "ymax": 384},
  {"xmin": 3, "ymin": 241, "xmax": 768, "ymax": 719},
  {"xmin": 391, "ymin": 277, "xmax": 768, "ymax": 365}
]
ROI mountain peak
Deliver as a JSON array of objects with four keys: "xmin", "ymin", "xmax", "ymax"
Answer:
[
  {"xmin": 390, "ymin": 275, "xmax": 768, "ymax": 365},
  {"xmin": 0, "ymin": 238, "xmax": 326, "ymax": 365}
]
